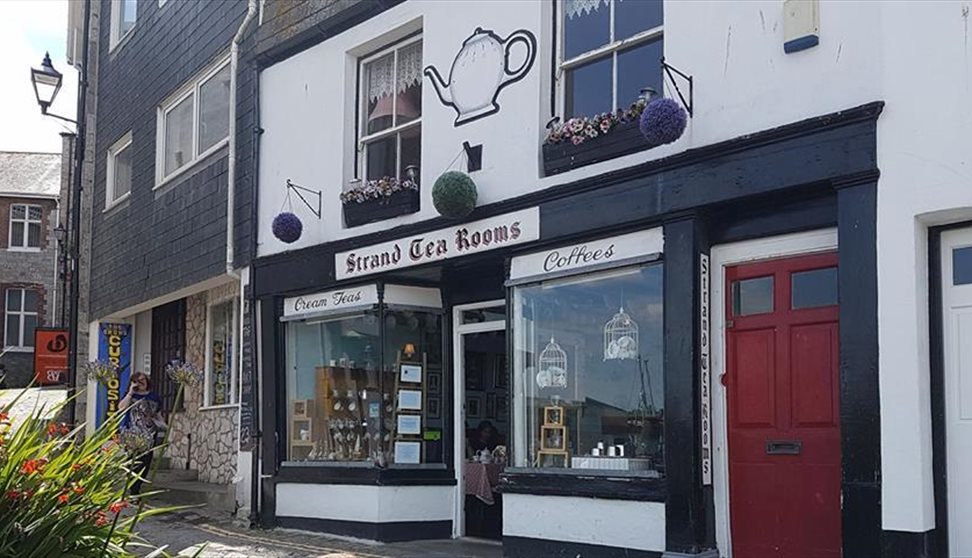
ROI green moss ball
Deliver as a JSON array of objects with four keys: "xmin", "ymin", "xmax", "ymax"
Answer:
[{"xmin": 432, "ymin": 171, "xmax": 478, "ymax": 219}]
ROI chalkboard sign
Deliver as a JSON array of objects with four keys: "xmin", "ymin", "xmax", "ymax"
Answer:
[{"xmin": 239, "ymin": 297, "xmax": 255, "ymax": 451}]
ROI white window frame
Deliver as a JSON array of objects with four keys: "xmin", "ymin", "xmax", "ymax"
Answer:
[
  {"xmin": 105, "ymin": 132, "xmax": 133, "ymax": 210},
  {"xmin": 109, "ymin": 0, "xmax": 137, "ymax": 51},
  {"xmin": 557, "ymin": 0, "xmax": 664, "ymax": 118},
  {"xmin": 203, "ymin": 298, "xmax": 239, "ymax": 409},
  {"xmin": 7, "ymin": 203, "xmax": 43, "ymax": 251},
  {"xmin": 357, "ymin": 35, "xmax": 422, "ymax": 182},
  {"xmin": 3, "ymin": 288, "xmax": 39, "ymax": 351},
  {"xmin": 155, "ymin": 55, "xmax": 231, "ymax": 189}
]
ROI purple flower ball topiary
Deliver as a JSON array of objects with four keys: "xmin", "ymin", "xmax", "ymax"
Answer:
[
  {"xmin": 272, "ymin": 212, "xmax": 302, "ymax": 244},
  {"xmin": 639, "ymin": 97, "xmax": 688, "ymax": 146}
]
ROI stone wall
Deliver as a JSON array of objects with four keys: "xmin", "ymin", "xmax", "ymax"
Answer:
[{"xmin": 164, "ymin": 283, "xmax": 240, "ymax": 486}]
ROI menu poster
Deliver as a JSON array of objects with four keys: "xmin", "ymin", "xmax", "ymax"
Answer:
[{"xmin": 394, "ymin": 441, "xmax": 421, "ymax": 464}]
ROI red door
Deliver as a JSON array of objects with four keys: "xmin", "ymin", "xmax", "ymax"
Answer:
[{"xmin": 725, "ymin": 252, "xmax": 841, "ymax": 558}]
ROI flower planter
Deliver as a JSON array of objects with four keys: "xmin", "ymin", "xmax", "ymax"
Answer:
[
  {"xmin": 343, "ymin": 189, "xmax": 420, "ymax": 228},
  {"xmin": 542, "ymin": 120, "xmax": 652, "ymax": 176}
]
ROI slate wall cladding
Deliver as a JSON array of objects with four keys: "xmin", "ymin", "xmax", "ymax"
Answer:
[{"xmin": 89, "ymin": 0, "xmax": 248, "ymax": 320}]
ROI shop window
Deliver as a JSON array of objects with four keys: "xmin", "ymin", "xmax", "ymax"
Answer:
[
  {"xmin": 4, "ymin": 288, "xmax": 40, "ymax": 349},
  {"xmin": 954, "ymin": 246, "xmax": 972, "ymax": 286},
  {"xmin": 106, "ymin": 132, "xmax": 133, "ymax": 208},
  {"xmin": 286, "ymin": 303, "xmax": 443, "ymax": 466},
  {"xmin": 205, "ymin": 300, "xmax": 238, "ymax": 407},
  {"xmin": 157, "ymin": 57, "xmax": 231, "ymax": 185},
  {"xmin": 791, "ymin": 267, "xmax": 838, "ymax": 309},
  {"xmin": 732, "ymin": 276, "xmax": 773, "ymax": 316},
  {"xmin": 512, "ymin": 264, "xmax": 664, "ymax": 476},
  {"xmin": 358, "ymin": 38, "xmax": 422, "ymax": 183},
  {"xmin": 8, "ymin": 204, "xmax": 43, "ymax": 250},
  {"xmin": 110, "ymin": 0, "xmax": 137, "ymax": 50},
  {"xmin": 561, "ymin": 0, "xmax": 663, "ymax": 119}
]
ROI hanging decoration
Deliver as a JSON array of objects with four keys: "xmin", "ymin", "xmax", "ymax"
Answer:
[
  {"xmin": 432, "ymin": 170, "xmax": 478, "ymax": 218},
  {"xmin": 272, "ymin": 179, "xmax": 322, "ymax": 244},
  {"xmin": 604, "ymin": 306, "xmax": 639, "ymax": 361},
  {"xmin": 537, "ymin": 337, "xmax": 568, "ymax": 389},
  {"xmin": 639, "ymin": 97, "xmax": 688, "ymax": 147}
]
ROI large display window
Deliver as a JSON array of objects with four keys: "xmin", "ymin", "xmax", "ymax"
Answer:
[
  {"xmin": 284, "ymin": 285, "xmax": 443, "ymax": 467},
  {"xmin": 512, "ymin": 263, "xmax": 664, "ymax": 476}
]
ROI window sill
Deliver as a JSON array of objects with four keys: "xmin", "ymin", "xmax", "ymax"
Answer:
[
  {"xmin": 2, "ymin": 347, "xmax": 34, "ymax": 354},
  {"xmin": 500, "ymin": 468, "xmax": 666, "ymax": 502},
  {"xmin": 103, "ymin": 192, "xmax": 131, "ymax": 214},
  {"xmin": 542, "ymin": 119, "xmax": 653, "ymax": 176},
  {"xmin": 274, "ymin": 463, "xmax": 455, "ymax": 486},
  {"xmin": 153, "ymin": 139, "xmax": 229, "ymax": 192},
  {"xmin": 5, "ymin": 247, "xmax": 42, "ymax": 253},
  {"xmin": 109, "ymin": 27, "xmax": 136, "ymax": 53},
  {"xmin": 199, "ymin": 403, "xmax": 239, "ymax": 412}
]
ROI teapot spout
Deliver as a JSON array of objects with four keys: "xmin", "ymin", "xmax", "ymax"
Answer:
[{"xmin": 424, "ymin": 66, "xmax": 452, "ymax": 105}]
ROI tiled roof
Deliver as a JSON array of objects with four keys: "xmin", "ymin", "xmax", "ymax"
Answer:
[{"xmin": 0, "ymin": 151, "xmax": 61, "ymax": 199}]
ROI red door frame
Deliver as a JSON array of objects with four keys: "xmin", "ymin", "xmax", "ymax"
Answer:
[{"xmin": 725, "ymin": 252, "xmax": 841, "ymax": 558}]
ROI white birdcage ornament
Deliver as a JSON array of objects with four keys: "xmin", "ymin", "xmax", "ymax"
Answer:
[
  {"xmin": 604, "ymin": 306, "xmax": 639, "ymax": 361},
  {"xmin": 537, "ymin": 337, "xmax": 568, "ymax": 389}
]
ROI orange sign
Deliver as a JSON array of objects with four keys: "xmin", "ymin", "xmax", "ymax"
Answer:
[{"xmin": 34, "ymin": 328, "xmax": 69, "ymax": 386}]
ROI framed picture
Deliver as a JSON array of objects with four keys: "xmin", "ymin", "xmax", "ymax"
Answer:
[
  {"xmin": 292, "ymin": 399, "xmax": 311, "ymax": 419},
  {"xmin": 397, "ymin": 414, "xmax": 422, "ymax": 435},
  {"xmin": 541, "ymin": 425, "xmax": 567, "ymax": 451},
  {"xmin": 427, "ymin": 372, "xmax": 441, "ymax": 395},
  {"xmin": 544, "ymin": 406, "xmax": 564, "ymax": 426},
  {"xmin": 466, "ymin": 352, "xmax": 485, "ymax": 390},
  {"xmin": 400, "ymin": 363, "xmax": 423, "ymax": 384},
  {"xmin": 428, "ymin": 397, "xmax": 441, "ymax": 419},
  {"xmin": 486, "ymin": 393, "xmax": 497, "ymax": 419},
  {"xmin": 493, "ymin": 355, "xmax": 508, "ymax": 389},
  {"xmin": 538, "ymin": 451, "xmax": 568, "ymax": 468},
  {"xmin": 466, "ymin": 395, "xmax": 483, "ymax": 418},
  {"xmin": 496, "ymin": 395, "xmax": 508, "ymax": 419},
  {"xmin": 398, "ymin": 389, "xmax": 423, "ymax": 411},
  {"xmin": 394, "ymin": 441, "xmax": 421, "ymax": 464}
]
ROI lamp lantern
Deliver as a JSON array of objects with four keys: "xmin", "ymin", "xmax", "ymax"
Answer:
[{"xmin": 31, "ymin": 52, "xmax": 63, "ymax": 113}]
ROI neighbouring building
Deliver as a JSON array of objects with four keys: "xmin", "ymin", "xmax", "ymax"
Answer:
[
  {"xmin": 240, "ymin": 1, "xmax": 972, "ymax": 558},
  {"xmin": 0, "ymin": 150, "xmax": 66, "ymax": 388},
  {"xmin": 69, "ymin": 0, "xmax": 254, "ymax": 513}
]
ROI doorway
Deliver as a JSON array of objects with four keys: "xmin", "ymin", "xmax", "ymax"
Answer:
[
  {"xmin": 940, "ymin": 228, "xmax": 972, "ymax": 557},
  {"xmin": 453, "ymin": 301, "xmax": 507, "ymax": 540},
  {"xmin": 724, "ymin": 252, "xmax": 841, "ymax": 558}
]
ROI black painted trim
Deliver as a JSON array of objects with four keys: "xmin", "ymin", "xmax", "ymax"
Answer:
[
  {"xmin": 836, "ymin": 182, "xmax": 882, "ymax": 556},
  {"xmin": 881, "ymin": 529, "xmax": 937, "ymax": 558},
  {"xmin": 504, "ymin": 536, "xmax": 663, "ymax": 558},
  {"xmin": 500, "ymin": 471, "xmax": 665, "ymax": 502},
  {"xmin": 275, "ymin": 465, "xmax": 456, "ymax": 486},
  {"xmin": 276, "ymin": 516, "xmax": 451, "ymax": 542},
  {"xmin": 928, "ymin": 227, "xmax": 949, "ymax": 558}
]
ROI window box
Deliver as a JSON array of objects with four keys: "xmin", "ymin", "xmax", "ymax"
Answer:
[
  {"xmin": 542, "ymin": 118, "xmax": 649, "ymax": 176},
  {"xmin": 343, "ymin": 189, "xmax": 420, "ymax": 228}
]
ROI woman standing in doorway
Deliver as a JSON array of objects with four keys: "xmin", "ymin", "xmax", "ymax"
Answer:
[{"xmin": 119, "ymin": 372, "xmax": 165, "ymax": 495}]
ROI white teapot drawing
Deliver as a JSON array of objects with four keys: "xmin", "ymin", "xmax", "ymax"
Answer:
[{"xmin": 425, "ymin": 27, "xmax": 537, "ymax": 126}]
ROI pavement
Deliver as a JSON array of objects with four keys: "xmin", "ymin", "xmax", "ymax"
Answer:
[
  {"xmin": 136, "ymin": 509, "xmax": 503, "ymax": 558},
  {"xmin": 0, "ymin": 386, "xmax": 68, "ymax": 426}
]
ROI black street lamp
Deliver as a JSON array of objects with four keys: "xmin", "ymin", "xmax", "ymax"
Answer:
[{"xmin": 31, "ymin": 0, "xmax": 90, "ymax": 426}]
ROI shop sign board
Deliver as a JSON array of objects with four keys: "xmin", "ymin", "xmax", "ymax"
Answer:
[
  {"xmin": 699, "ymin": 253, "xmax": 712, "ymax": 486},
  {"xmin": 509, "ymin": 228, "xmax": 663, "ymax": 282},
  {"xmin": 283, "ymin": 284, "xmax": 379, "ymax": 318},
  {"xmin": 96, "ymin": 323, "xmax": 132, "ymax": 427},
  {"xmin": 336, "ymin": 208, "xmax": 540, "ymax": 281},
  {"xmin": 33, "ymin": 328, "xmax": 68, "ymax": 385}
]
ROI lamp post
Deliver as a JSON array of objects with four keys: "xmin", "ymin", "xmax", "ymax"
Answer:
[{"xmin": 31, "ymin": 1, "xmax": 90, "ymax": 426}]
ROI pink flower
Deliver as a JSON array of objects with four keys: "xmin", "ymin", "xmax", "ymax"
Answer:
[{"xmin": 571, "ymin": 135, "xmax": 585, "ymax": 146}]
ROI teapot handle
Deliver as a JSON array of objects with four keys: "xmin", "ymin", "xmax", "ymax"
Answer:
[{"xmin": 501, "ymin": 29, "xmax": 537, "ymax": 88}]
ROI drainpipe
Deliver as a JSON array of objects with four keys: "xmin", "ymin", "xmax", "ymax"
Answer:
[{"xmin": 227, "ymin": 0, "xmax": 258, "ymax": 276}]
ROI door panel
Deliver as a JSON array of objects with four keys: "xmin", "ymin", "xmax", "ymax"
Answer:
[
  {"xmin": 727, "ymin": 252, "xmax": 840, "ymax": 558},
  {"xmin": 942, "ymin": 229, "xmax": 972, "ymax": 557}
]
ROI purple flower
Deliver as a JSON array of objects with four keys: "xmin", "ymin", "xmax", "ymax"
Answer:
[
  {"xmin": 571, "ymin": 135, "xmax": 585, "ymax": 145},
  {"xmin": 639, "ymin": 98, "xmax": 688, "ymax": 146},
  {"xmin": 272, "ymin": 212, "xmax": 303, "ymax": 243}
]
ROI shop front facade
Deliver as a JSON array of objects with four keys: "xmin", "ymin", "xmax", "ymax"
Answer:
[{"xmin": 246, "ymin": 1, "xmax": 971, "ymax": 556}]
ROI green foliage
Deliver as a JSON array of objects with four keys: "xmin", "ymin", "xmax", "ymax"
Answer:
[
  {"xmin": 0, "ymin": 391, "xmax": 180, "ymax": 557},
  {"xmin": 432, "ymin": 171, "xmax": 477, "ymax": 219}
]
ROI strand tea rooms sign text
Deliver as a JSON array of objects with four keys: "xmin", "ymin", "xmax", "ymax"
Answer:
[{"xmin": 336, "ymin": 208, "xmax": 539, "ymax": 280}]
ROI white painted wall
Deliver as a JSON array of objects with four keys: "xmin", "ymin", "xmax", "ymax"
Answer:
[
  {"xmin": 275, "ymin": 483, "xmax": 453, "ymax": 523},
  {"xmin": 503, "ymin": 494, "xmax": 665, "ymax": 552},
  {"xmin": 257, "ymin": 0, "xmax": 972, "ymax": 535}
]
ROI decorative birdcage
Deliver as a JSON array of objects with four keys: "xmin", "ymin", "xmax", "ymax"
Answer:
[
  {"xmin": 537, "ymin": 337, "xmax": 568, "ymax": 389},
  {"xmin": 604, "ymin": 306, "xmax": 639, "ymax": 361}
]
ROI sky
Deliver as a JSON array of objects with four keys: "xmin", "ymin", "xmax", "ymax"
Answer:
[{"xmin": 0, "ymin": 0, "xmax": 77, "ymax": 154}]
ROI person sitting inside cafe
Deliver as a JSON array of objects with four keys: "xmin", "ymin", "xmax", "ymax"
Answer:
[{"xmin": 466, "ymin": 420, "xmax": 503, "ymax": 458}]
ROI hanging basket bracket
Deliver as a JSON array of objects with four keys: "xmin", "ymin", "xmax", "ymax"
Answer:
[
  {"xmin": 285, "ymin": 179, "xmax": 322, "ymax": 219},
  {"xmin": 661, "ymin": 57, "xmax": 694, "ymax": 118}
]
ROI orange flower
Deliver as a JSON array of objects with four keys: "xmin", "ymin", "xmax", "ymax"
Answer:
[
  {"xmin": 71, "ymin": 463, "xmax": 82, "ymax": 472},
  {"xmin": 58, "ymin": 493, "xmax": 69, "ymax": 504},
  {"xmin": 20, "ymin": 458, "xmax": 47, "ymax": 474},
  {"xmin": 94, "ymin": 512, "xmax": 109, "ymax": 527},
  {"xmin": 47, "ymin": 423, "xmax": 58, "ymax": 436},
  {"xmin": 73, "ymin": 484, "xmax": 85, "ymax": 495},
  {"xmin": 108, "ymin": 500, "xmax": 127, "ymax": 514},
  {"xmin": 59, "ymin": 424, "xmax": 70, "ymax": 435},
  {"xmin": 0, "ymin": 412, "xmax": 8, "ymax": 423}
]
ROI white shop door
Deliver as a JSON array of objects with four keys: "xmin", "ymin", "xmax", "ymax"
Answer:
[{"xmin": 942, "ymin": 228, "xmax": 972, "ymax": 557}]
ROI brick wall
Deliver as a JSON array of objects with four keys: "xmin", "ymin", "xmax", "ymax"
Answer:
[{"xmin": 0, "ymin": 197, "xmax": 56, "ymax": 250}]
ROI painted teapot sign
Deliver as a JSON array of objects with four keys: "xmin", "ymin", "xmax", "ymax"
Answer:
[{"xmin": 425, "ymin": 27, "xmax": 537, "ymax": 126}]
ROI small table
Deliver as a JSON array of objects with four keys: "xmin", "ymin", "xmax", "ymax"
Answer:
[{"xmin": 464, "ymin": 461, "xmax": 503, "ymax": 505}]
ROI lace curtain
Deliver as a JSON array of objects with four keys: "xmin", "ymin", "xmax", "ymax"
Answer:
[
  {"xmin": 366, "ymin": 42, "xmax": 423, "ymax": 102},
  {"xmin": 564, "ymin": 0, "xmax": 610, "ymax": 20}
]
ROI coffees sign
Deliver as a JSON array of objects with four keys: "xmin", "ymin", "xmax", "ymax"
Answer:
[
  {"xmin": 284, "ymin": 284, "xmax": 379, "ymax": 318},
  {"xmin": 335, "ymin": 208, "xmax": 539, "ymax": 280},
  {"xmin": 510, "ymin": 228, "xmax": 663, "ymax": 281}
]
